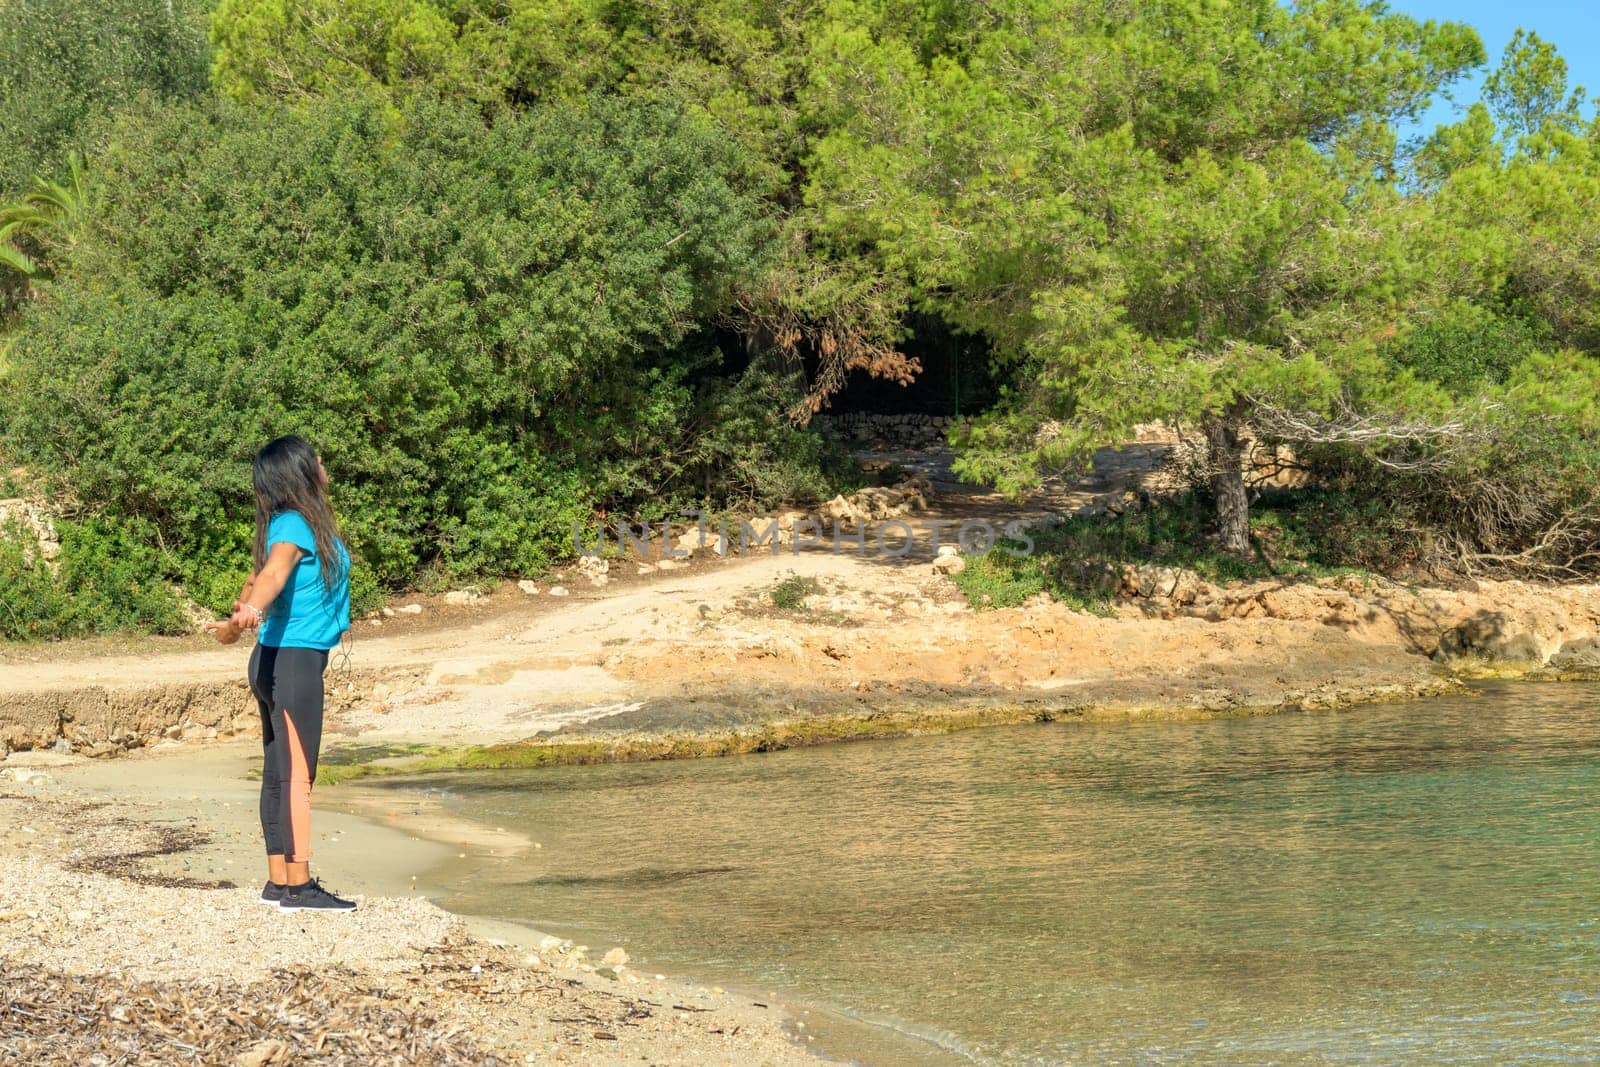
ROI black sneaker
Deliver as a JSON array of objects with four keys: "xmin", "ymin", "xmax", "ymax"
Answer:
[
  {"xmin": 278, "ymin": 878, "xmax": 357, "ymax": 912},
  {"xmin": 257, "ymin": 881, "xmax": 285, "ymax": 907}
]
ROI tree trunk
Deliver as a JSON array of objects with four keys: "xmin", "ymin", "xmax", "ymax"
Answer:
[{"xmin": 1204, "ymin": 415, "xmax": 1251, "ymax": 558}]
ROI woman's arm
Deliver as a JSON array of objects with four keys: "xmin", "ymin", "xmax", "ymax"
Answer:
[
  {"xmin": 229, "ymin": 542, "xmax": 304, "ymax": 629},
  {"xmin": 234, "ymin": 571, "xmax": 259, "ymax": 613}
]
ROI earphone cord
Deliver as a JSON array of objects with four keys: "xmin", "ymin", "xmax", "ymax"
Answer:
[{"xmin": 331, "ymin": 628, "xmax": 355, "ymax": 681}]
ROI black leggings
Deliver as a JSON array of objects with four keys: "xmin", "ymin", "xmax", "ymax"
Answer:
[{"xmin": 247, "ymin": 644, "xmax": 327, "ymax": 863}]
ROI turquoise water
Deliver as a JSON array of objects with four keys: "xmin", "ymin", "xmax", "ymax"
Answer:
[{"xmin": 395, "ymin": 683, "xmax": 1600, "ymax": 1064}]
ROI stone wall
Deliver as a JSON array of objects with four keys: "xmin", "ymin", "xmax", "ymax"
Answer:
[{"xmin": 813, "ymin": 412, "xmax": 956, "ymax": 451}]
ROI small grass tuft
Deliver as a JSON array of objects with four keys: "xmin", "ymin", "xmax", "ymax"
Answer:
[{"xmin": 770, "ymin": 571, "xmax": 822, "ymax": 612}]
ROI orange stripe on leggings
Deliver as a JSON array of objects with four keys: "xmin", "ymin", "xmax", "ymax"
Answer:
[{"xmin": 281, "ymin": 709, "xmax": 313, "ymax": 863}]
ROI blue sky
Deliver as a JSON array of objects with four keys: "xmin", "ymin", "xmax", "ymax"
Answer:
[{"xmin": 1385, "ymin": 0, "xmax": 1599, "ymax": 141}]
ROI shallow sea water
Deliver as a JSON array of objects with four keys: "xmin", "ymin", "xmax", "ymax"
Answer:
[{"xmin": 394, "ymin": 682, "xmax": 1600, "ymax": 1065}]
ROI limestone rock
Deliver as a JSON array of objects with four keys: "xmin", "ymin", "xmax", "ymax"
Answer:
[
  {"xmin": 932, "ymin": 552, "xmax": 966, "ymax": 576},
  {"xmin": 576, "ymin": 554, "xmax": 611, "ymax": 586},
  {"xmin": 1549, "ymin": 636, "xmax": 1600, "ymax": 672},
  {"xmin": 0, "ymin": 497, "xmax": 60, "ymax": 562},
  {"xmin": 516, "ymin": 579, "xmax": 539, "ymax": 595},
  {"xmin": 1434, "ymin": 613, "xmax": 1544, "ymax": 664},
  {"xmin": 444, "ymin": 589, "xmax": 481, "ymax": 607},
  {"xmin": 815, "ymin": 474, "xmax": 933, "ymax": 531},
  {"xmin": 1169, "ymin": 570, "xmax": 1206, "ymax": 606},
  {"xmin": 397, "ymin": 603, "xmax": 423, "ymax": 614},
  {"xmin": 817, "ymin": 494, "xmax": 868, "ymax": 530},
  {"xmin": 548, "ymin": 585, "xmax": 569, "ymax": 597},
  {"xmin": 674, "ymin": 527, "xmax": 730, "ymax": 557},
  {"xmin": 1135, "ymin": 565, "xmax": 1179, "ymax": 600}
]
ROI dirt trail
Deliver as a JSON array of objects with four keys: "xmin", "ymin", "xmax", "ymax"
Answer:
[{"xmin": 4, "ymin": 442, "xmax": 1599, "ymax": 762}]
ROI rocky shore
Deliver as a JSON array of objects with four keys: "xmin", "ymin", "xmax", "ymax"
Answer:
[{"xmin": 3, "ymin": 540, "xmax": 1598, "ymax": 766}]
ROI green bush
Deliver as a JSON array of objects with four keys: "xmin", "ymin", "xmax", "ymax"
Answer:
[
  {"xmin": 953, "ymin": 490, "xmax": 1396, "ymax": 612},
  {"xmin": 0, "ymin": 516, "xmax": 187, "ymax": 640},
  {"xmin": 1, "ymin": 93, "xmax": 855, "ymax": 622},
  {"xmin": 948, "ymin": 550, "xmax": 1051, "ymax": 611},
  {"xmin": 0, "ymin": 0, "xmax": 209, "ymax": 196},
  {"xmin": 1385, "ymin": 301, "xmax": 1551, "ymax": 396},
  {"xmin": 770, "ymin": 572, "xmax": 821, "ymax": 611},
  {"xmin": 1311, "ymin": 348, "xmax": 1600, "ymax": 578}
]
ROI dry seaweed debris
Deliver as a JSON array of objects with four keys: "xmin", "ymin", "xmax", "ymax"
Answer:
[
  {"xmin": 67, "ymin": 822, "xmax": 235, "ymax": 891},
  {"xmin": 0, "ymin": 962, "xmax": 508, "ymax": 1066}
]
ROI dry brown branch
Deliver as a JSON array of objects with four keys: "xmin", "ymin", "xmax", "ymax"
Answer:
[
  {"xmin": 729, "ymin": 249, "xmax": 919, "ymax": 425},
  {"xmin": 1247, "ymin": 397, "xmax": 1500, "ymax": 471}
]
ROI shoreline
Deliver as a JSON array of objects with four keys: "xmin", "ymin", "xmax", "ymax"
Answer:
[
  {"xmin": 4, "ymin": 552, "xmax": 1596, "ymax": 768},
  {"xmin": 312, "ymin": 672, "xmax": 1470, "ymax": 785},
  {"xmin": 6, "ymin": 670, "xmax": 1600, "ymax": 1063},
  {"xmin": 0, "ymin": 741, "xmax": 847, "ymax": 1066},
  {"xmin": 2, "ymin": 546, "xmax": 1597, "ymax": 1062},
  {"xmin": 327, "ymin": 769, "xmax": 972, "ymax": 1067}
]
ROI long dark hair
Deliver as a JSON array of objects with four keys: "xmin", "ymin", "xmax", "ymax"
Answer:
[{"xmin": 251, "ymin": 435, "xmax": 344, "ymax": 595}]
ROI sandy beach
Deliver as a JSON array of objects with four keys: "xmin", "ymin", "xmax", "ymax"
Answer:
[{"xmin": 0, "ymin": 742, "xmax": 836, "ymax": 1066}]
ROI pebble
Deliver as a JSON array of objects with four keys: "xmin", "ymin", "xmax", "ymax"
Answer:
[
  {"xmin": 398, "ymin": 603, "xmax": 423, "ymax": 614},
  {"xmin": 549, "ymin": 586, "xmax": 569, "ymax": 597}
]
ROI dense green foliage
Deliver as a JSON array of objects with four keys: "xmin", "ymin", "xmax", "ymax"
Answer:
[
  {"xmin": 0, "ymin": 0, "xmax": 210, "ymax": 195},
  {"xmin": 1, "ymin": 0, "xmax": 1598, "ymax": 639},
  {"xmin": 0, "ymin": 517, "xmax": 188, "ymax": 640},
  {"xmin": 2, "ymin": 94, "xmax": 829, "ymax": 611}
]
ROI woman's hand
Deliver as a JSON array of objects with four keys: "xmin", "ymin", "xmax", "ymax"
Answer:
[{"xmin": 228, "ymin": 603, "xmax": 262, "ymax": 630}]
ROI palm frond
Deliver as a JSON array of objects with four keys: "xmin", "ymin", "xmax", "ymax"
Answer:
[
  {"xmin": 25, "ymin": 178, "xmax": 78, "ymax": 218},
  {"xmin": 0, "ymin": 243, "xmax": 40, "ymax": 278},
  {"xmin": 0, "ymin": 205, "xmax": 54, "ymax": 230}
]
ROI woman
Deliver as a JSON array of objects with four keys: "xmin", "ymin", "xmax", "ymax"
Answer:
[{"xmin": 206, "ymin": 435, "xmax": 356, "ymax": 912}]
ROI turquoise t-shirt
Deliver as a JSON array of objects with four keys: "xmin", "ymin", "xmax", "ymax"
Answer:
[{"xmin": 257, "ymin": 510, "xmax": 350, "ymax": 650}]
